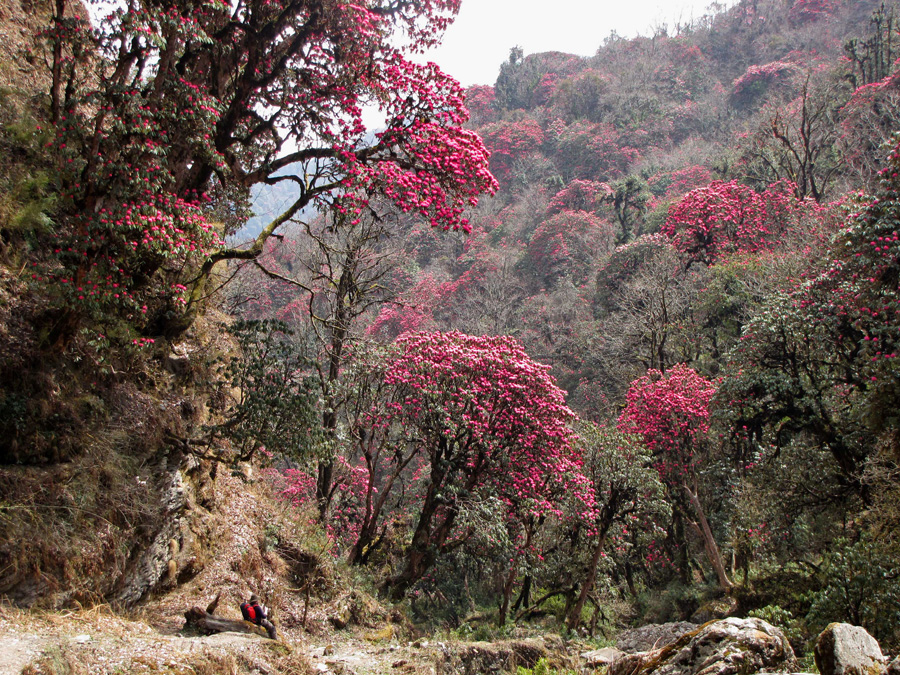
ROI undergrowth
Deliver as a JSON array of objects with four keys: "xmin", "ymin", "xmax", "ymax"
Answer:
[{"xmin": 516, "ymin": 658, "xmax": 577, "ymax": 675}]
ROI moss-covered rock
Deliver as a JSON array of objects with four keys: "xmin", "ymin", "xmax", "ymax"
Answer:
[
  {"xmin": 609, "ymin": 617, "xmax": 796, "ymax": 675},
  {"xmin": 814, "ymin": 623, "xmax": 886, "ymax": 675}
]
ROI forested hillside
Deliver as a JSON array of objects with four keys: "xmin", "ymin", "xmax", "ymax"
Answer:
[{"xmin": 1, "ymin": 0, "xmax": 899, "ymax": 670}]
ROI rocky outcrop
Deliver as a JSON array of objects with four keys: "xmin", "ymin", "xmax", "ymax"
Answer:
[
  {"xmin": 583, "ymin": 647, "xmax": 626, "ymax": 668},
  {"xmin": 609, "ymin": 617, "xmax": 796, "ymax": 675},
  {"xmin": 326, "ymin": 590, "xmax": 388, "ymax": 630},
  {"xmin": 616, "ymin": 622, "xmax": 699, "ymax": 653},
  {"xmin": 115, "ymin": 454, "xmax": 217, "ymax": 607},
  {"xmin": 814, "ymin": 623, "xmax": 886, "ymax": 675}
]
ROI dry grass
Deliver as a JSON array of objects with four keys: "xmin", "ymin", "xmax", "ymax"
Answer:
[
  {"xmin": 0, "ymin": 429, "xmax": 166, "ymax": 607},
  {"xmin": 20, "ymin": 646, "xmax": 90, "ymax": 675},
  {"xmin": 182, "ymin": 651, "xmax": 240, "ymax": 675}
]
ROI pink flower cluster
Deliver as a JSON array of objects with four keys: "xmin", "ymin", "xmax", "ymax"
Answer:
[{"xmin": 617, "ymin": 364, "xmax": 717, "ymax": 482}]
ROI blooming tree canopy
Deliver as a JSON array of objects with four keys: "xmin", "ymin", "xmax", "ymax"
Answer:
[
  {"xmin": 42, "ymin": 0, "xmax": 497, "ymax": 327},
  {"xmin": 618, "ymin": 364, "xmax": 732, "ymax": 588},
  {"xmin": 662, "ymin": 180, "xmax": 826, "ymax": 265},
  {"xmin": 617, "ymin": 364, "xmax": 716, "ymax": 480},
  {"xmin": 350, "ymin": 331, "xmax": 581, "ymax": 597}
]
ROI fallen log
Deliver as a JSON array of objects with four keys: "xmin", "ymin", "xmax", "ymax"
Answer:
[{"xmin": 183, "ymin": 593, "xmax": 276, "ymax": 639}]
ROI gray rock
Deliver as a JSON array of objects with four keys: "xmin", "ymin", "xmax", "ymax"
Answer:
[
  {"xmin": 582, "ymin": 647, "xmax": 626, "ymax": 667},
  {"xmin": 814, "ymin": 623, "xmax": 886, "ymax": 675},
  {"xmin": 616, "ymin": 622, "xmax": 699, "ymax": 653},
  {"xmin": 885, "ymin": 657, "xmax": 900, "ymax": 675},
  {"xmin": 115, "ymin": 455, "xmax": 215, "ymax": 606},
  {"xmin": 609, "ymin": 617, "xmax": 796, "ymax": 675}
]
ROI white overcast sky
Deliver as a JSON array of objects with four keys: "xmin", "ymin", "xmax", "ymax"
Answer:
[{"xmin": 421, "ymin": 0, "xmax": 737, "ymax": 87}]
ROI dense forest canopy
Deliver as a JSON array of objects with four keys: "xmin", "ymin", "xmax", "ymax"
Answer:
[{"xmin": 1, "ymin": 0, "xmax": 899, "ymax": 655}]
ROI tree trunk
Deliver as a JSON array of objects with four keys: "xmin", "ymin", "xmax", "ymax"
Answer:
[
  {"xmin": 512, "ymin": 576, "xmax": 532, "ymax": 613},
  {"xmin": 683, "ymin": 476, "xmax": 732, "ymax": 589},
  {"xmin": 498, "ymin": 565, "xmax": 517, "ymax": 627},
  {"xmin": 386, "ymin": 476, "xmax": 445, "ymax": 600},
  {"xmin": 566, "ymin": 515, "xmax": 615, "ymax": 630},
  {"xmin": 316, "ymin": 459, "xmax": 334, "ymax": 520},
  {"xmin": 566, "ymin": 532, "xmax": 608, "ymax": 631},
  {"xmin": 317, "ymin": 291, "xmax": 349, "ymax": 520}
]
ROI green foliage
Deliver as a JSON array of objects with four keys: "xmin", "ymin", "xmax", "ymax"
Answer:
[
  {"xmin": 495, "ymin": 50, "xmax": 581, "ymax": 112},
  {"xmin": 748, "ymin": 605, "xmax": 805, "ymax": 645},
  {"xmin": 0, "ymin": 391, "xmax": 28, "ymax": 437},
  {"xmin": 635, "ymin": 580, "xmax": 708, "ymax": 624},
  {"xmin": 0, "ymin": 91, "xmax": 56, "ymax": 241},
  {"xmin": 720, "ymin": 137, "xmax": 900, "ymax": 516},
  {"xmin": 608, "ymin": 175, "xmax": 651, "ymax": 244},
  {"xmin": 205, "ymin": 320, "xmax": 322, "ymax": 463},
  {"xmin": 516, "ymin": 658, "xmax": 576, "ymax": 675},
  {"xmin": 805, "ymin": 536, "xmax": 900, "ymax": 647}
]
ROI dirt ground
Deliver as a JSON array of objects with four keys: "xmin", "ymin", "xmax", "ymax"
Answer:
[
  {"xmin": 0, "ymin": 468, "xmax": 445, "ymax": 675},
  {"xmin": 0, "ymin": 603, "xmax": 445, "ymax": 675}
]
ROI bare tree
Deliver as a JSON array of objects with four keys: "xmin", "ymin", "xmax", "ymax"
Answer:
[{"xmin": 739, "ymin": 73, "xmax": 848, "ymax": 201}]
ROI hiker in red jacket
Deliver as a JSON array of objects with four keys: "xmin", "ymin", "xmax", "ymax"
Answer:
[{"xmin": 240, "ymin": 593, "xmax": 278, "ymax": 639}]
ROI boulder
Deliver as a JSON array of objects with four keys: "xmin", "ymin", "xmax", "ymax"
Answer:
[
  {"xmin": 814, "ymin": 623, "xmax": 886, "ymax": 675},
  {"xmin": 116, "ymin": 455, "xmax": 216, "ymax": 606},
  {"xmin": 583, "ymin": 647, "xmax": 626, "ymax": 668},
  {"xmin": 616, "ymin": 623, "xmax": 699, "ymax": 653},
  {"xmin": 609, "ymin": 617, "xmax": 796, "ymax": 675}
]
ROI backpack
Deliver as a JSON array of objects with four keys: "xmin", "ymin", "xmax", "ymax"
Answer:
[{"xmin": 240, "ymin": 602, "xmax": 257, "ymax": 623}]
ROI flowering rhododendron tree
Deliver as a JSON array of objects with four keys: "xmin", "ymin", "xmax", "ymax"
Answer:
[
  {"xmin": 618, "ymin": 364, "xmax": 732, "ymax": 588},
  {"xmin": 648, "ymin": 165, "xmax": 714, "ymax": 204},
  {"xmin": 525, "ymin": 210, "xmax": 613, "ymax": 287},
  {"xmin": 662, "ymin": 180, "xmax": 827, "ymax": 265},
  {"xmin": 562, "ymin": 424, "xmax": 668, "ymax": 630},
  {"xmin": 721, "ymin": 137, "xmax": 900, "ymax": 507},
  {"xmin": 730, "ymin": 61, "xmax": 798, "ymax": 105},
  {"xmin": 278, "ymin": 456, "xmax": 371, "ymax": 546},
  {"xmin": 463, "ymin": 84, "xmax": 498, "ymax": 128},
  {"xmin": 41, "ymin": 0, "xmax": 496, "ymax": 334},
  {"xmin": 348, "ymin": 331, "xmax": 582, "ymax": 599},
  {"xmin": 479, "ymin": 118, "xmax": 544, "ymax": 183},
  {"xmin": 365, "ymin": 273, "xmax": 442, "ymax": 341}
]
